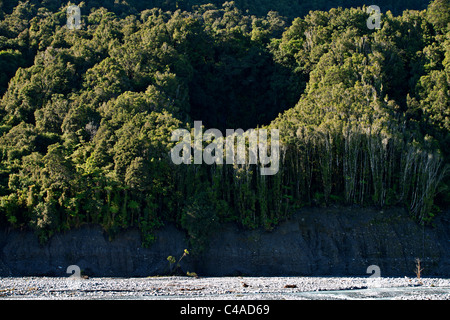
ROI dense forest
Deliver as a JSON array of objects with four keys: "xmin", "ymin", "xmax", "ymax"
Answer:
[{"xmin": 0, "ymin": 0, "xmax": 448, "ymax": 253}]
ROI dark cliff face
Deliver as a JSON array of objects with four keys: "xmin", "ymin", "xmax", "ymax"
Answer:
[
  {"xmin": 1, "ymin": 207, "xmax": 449, "ymax": 277},
  {"xmin": 200, "ymin": 207, "xmax": 450, "ymax": 277},
  {"xmin": 0, "ymin": 224, "xmax": 190, "ymax": 277}
]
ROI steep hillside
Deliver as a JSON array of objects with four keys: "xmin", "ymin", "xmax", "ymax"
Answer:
[{"xmin": 0, "ymin": 1, "xmax": 448, "ymax": 255}]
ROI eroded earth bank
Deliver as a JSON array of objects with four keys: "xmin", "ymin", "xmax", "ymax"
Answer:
[{"xmin": 0, "ymin": 206, "xmax": 449, "ymax": 278}]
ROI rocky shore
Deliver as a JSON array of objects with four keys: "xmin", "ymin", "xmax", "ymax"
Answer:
[{"xmin": 1, "ymin": 276, "xmax": 449, "ymax": 300}]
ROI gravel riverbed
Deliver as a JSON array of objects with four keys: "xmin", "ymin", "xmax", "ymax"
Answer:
[{"xmin": 1, "ymin": 276, "xmax": 450, "ymax": 300}]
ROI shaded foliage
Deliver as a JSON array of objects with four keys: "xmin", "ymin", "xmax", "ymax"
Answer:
[{"xmin": 0, "ymin": 1, "xmax": 448, "ymax": 251}]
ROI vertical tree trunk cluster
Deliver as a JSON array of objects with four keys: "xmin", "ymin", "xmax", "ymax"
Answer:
[{"xmin": 172, "ymin": 121, "xmax": 446, "ymax": 231}]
